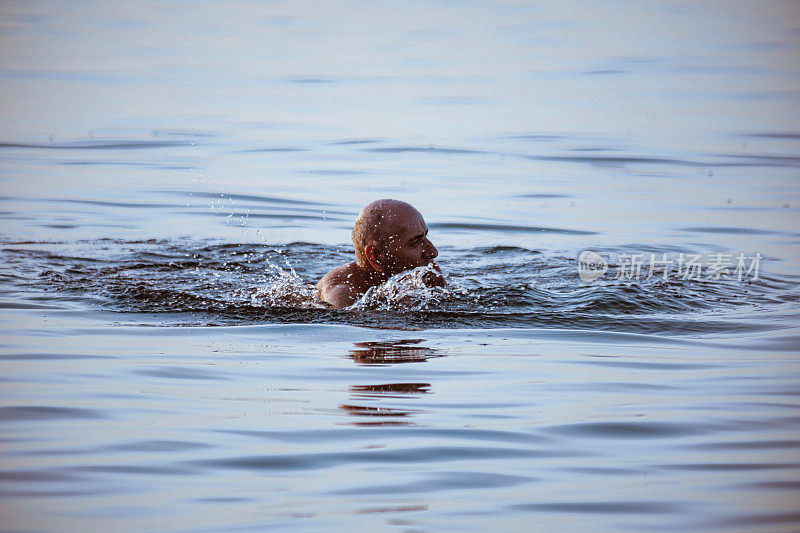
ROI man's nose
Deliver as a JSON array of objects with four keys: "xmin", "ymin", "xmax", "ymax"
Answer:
[{"xmin": 423, "ymin": 238, "xmax": 438, "ymax": 260}]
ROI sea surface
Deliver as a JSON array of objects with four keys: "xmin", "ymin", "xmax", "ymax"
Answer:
[{"xmin": 1, "ymin": 1, "xmax": 799, "ymax": 531}]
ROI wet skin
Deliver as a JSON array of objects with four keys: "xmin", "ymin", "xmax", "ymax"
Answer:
[{"xmin": 316, "ymin": 201, "xmax": 443, "ymax": 309}]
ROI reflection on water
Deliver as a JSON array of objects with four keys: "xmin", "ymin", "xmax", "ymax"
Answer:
[
  {"xmin": 348, "ymin": 339, "xmax": 441, "ymax": 366},
  {"xmin": 342, "ymin": 340, "xmax": 436, "ymax": 425},
  {"xmin": 351, "ymin": 383, "xmax": 432, "ymax": 396},
  {"xmin": 338, "ymin": 403, "xmax": 422, "ymax": 427}
]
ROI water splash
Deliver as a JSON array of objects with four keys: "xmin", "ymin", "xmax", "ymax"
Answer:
[
  {"xmin": 248, "ymin": 254, "xmax": 324, "ymax": 309},
  {"xmin": 349, "ymin": 264, "xmax": 462, "ymax": 311}
]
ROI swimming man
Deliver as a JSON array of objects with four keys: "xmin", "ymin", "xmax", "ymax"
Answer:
[{"xmin": 316, "ymin": 199, "xmax": 444, "ymax": 308}]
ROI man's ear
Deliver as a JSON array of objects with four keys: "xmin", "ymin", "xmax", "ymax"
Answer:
[{"xmin": 365, "ymin": 244, "xmax": 383, "ymax": 272}]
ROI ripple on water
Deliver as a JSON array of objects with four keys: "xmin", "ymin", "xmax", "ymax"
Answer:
[
  {"xmin": 191, "ymin": 446, "xmax": 576, "ymax": 473},
  {"xmin": 544, "ymin": 421, "xmax": 706, "ymax": 439},
  {"xmin": 0, "ymin": 238, "xmax": 793, "ymax": 337},
  {"xmin": 0, "ymin": 406, "xmax": 106, "ymax": 421},
  {"xmin": 510, "ymin": 501, "xmax": 686, "ymax": 514},
  {"xmin": 330, "ymin": 471, "xmax": 535, "ymax": 495}
]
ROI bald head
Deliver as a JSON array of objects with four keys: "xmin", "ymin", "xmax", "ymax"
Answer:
[
  {"xmin": 352, "ymin": 199, "xmax": 436, "ymax": 273},
  {"xmin": 316, "ymin": 199, "xmax": 441, "ymax": 307},
  {"xmin": 353, "ymin": 199, "xmax": 417, "ymax": 263}
]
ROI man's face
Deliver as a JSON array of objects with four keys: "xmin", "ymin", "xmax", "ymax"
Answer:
[{"xmin": 378, "ymin": 207, "xmax": 438, "ymax": 275}]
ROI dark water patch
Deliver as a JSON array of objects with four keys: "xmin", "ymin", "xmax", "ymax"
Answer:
[
  {"xmin": 0, "ymin": 470, "xmax": 83, "ymax": 482},
  {"xmin": 132, "ymin": 366, "xmax": 228, "ymax": 381},
  {"xmin": 428, "ymin": 222, "xmax": 596, "ymax": 235},
  {"xmin": 0, "ymin": 488, "xmax": 111, "ymax": 498},
  {"xmin": 511, "ymin": 501, "xmax": 682, "ymax": 514},
  {"xmin": 219, "ymin": 427, "xmax": 547, "ymax": 446},
  {"xmin": 505, "ymin": 134, "xmax": 565, "ymax": 142},
  {"xmin": 706, "ymin": 511, "xmax": 800, "ymax": 528},
  {"xmin": 471, "ymin": 245, "xmax": 541, "ymax": 255},
  {"xmin": 545, "ymin": 421, "xmax": 703, "ymax": 439},
  {"xmin": 0, "ymin": 301, "xmax": 62, "ymax": 310},
  {"xmin": 2, "ymin": 248, "xmax": 105, "ymax": 264},
  {"xmin": 678, "ymin": 439, "xmax": 800, "ymax": 451},
  {"xmin": 329, "ymin": 138, "xmax": 383, "ymax": 145},
  {"xmin": 156, "ymin": 165, "xmax": 196, "ymax": 170},
  {"xmin": 0, "ymin": 140, "xmax": 191, "ymax": 150},
  {"xmin": 658, "ymin": 462, "xmax": 799, "ymax": 471},
  {"xmin": 717, "ymin": 153, "xmax": 800, "ymax": 166},
  {"xmin": 708, "ymin": 205, "xmax": 798, "ymax": 212},
  {"xmin": 421, "ymin": 402, "xmax": 529, "ymax": 410},
  {"xmin": 216, "ymin": 205, "xmax": 353, "ymax": 217},
  {"xmin": 740, "ymin": 386, "xmax": 800, "ymax": 398},
  {"xmin": 549, "ymin": 381, "xmax": 681, "ymax": 392},
  {"xmin": 415, "ymin": 96, "xmax": 493, "ymax": 105},
  {"xmin": 194, "ymin": 497, "xmax": 253, "ymax": 503},
  {"xmin": 524, "ymin": 153, "xmax": 702, "ymax": 167},
  {"xmin": 69, "ymin": 464, "xmax": 200, "ymax": 476},
  {"xmin": 191, "ymin": 446, "xmax": 566, "ymax": 472},
  {"xmin": 289, "ymin": 77, "xmax": 336, "ymax": 84},
  {"xmin": 234, "ymin": 147, "xmax": 307, "ymax": 153},
  {"xmin": 742, "ymin": 132, "xmax": 800, "ymax": 139},
  {"xmin": 741, "ymin": 480, "xmax": 800, "ymax": 490},
  {"xmin": 1, "ymin": 68, "xmax": 132, "ymax": 84},
  {"xmin": 678, "ymin": 225, "xmax": 779, "ymax": 235},
  {"xmin": 367, "ymin": 146, "xmax": 487, "ymax": 155},
  {"xmin": 43, "ymin": 223, "xmax": 133, "ymax": 230},
  {"xmin": 707, "ymin": 416, "xmax": 800, "ymax": 433},
  {"xmin": 761, "ymin": 335, "xmax": 800, "ymax": 351},
  {"xmin": 581, "ymin": 69, "xmax": 627, "ymax": 75},
  {"xmin": 0, "ymin": 406, "xmax": 105, "ymax": 421},
  {"xmin": 157, "ymin": 191, "xmax": 323, "ymax": 206},
  {"xmin": 720, "ymin": 401, "xmax": 800, "ymax": 411},
  {"xmin": 573, "ymin": 359, "xmax": 716, "ymax": 371},
  {"xmin": 358, "ymin": 504, "xmax": 429, "ymax": 515},
  {"xmin": 152, "ymin": 130, "xmax": 218, "ymax": 138},
  {"xmin": 331, "ymin": 471, "xmax": 533, "ymax": 495},
  {"xmin": 304, "ymin": 169, "xmax": 366, "ymax": 175},
  {"xmin": 104, "ymin": 440, "xmax": 211, "ymax": 453},
  {"xmin": 1, "ymin": 353, "xmax": 112, "ymax": 360},
  {"xmin": 60, "ymin": 160, "xmax": 153, "ymax": 167},
  {"xmin": 28, "ymin": 440, "xmax": 215, "ymax": 455},
  {"xmin": 563, "ymin": 466, "xmax": 643, "ymax": 476},
  {"xmin": 184, "ymin": 211, "xmax": 344, "ymax": 222},
  {"xmin": 515, "ymin": 193, "xmax": 572, "ymax": 199},
  {"xmin": 42, "ymin": 198, "xmax": 185, "ymax": 209}
]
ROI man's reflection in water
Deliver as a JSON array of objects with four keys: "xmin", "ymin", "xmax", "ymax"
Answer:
[
  {"xmin": 348, "ymin": 339, "xmax": 441, "ymax": 366},
  {"xmin": 340, "ymin": 339, "xmax": 440, "ymax": 426}
]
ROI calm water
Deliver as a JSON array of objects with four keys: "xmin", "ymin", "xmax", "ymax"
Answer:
[{"xmin": 1, "ymin": 1, "xmax": 800, "ymax": 531}]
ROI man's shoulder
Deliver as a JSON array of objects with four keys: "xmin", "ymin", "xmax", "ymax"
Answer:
[
  {"xmin": 316, "ymin": 262, "xmax": 363, "ymax": 308},
  {"xmin": 318, "ymin": 262, "xmax": 357, "ymax": 286}
]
